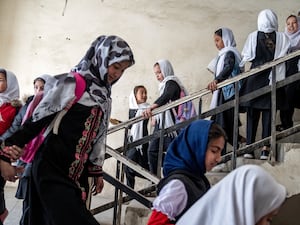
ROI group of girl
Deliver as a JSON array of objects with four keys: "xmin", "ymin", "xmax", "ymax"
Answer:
[
  {"xmin": 207, "ymin": 9, "xmax": 300, "ymax": 160},
  {"xmin": 0, "ymin": 8, "xmax": 297, "ymax": 225},
  {"xmin": 146, "ymin": 8, "xmax": 294, "ymax": 225},
  {"xmin": 125, "ymin": 59, "xmax": 195, "ymax": 187},
  {"xmin": 0, "ymin": 35, "xmax": 135, "ymax": 225}
]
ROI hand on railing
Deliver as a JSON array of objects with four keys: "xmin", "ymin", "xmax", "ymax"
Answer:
[
  {"xmin": 207, "ymin": 79, "xmax": 218, "ymax": 92},
  {"xmin": 142, "ymin": 104, "xmax": 158, "ymax": 118},
  {"xmin": 109, "ymin": 118, "xmax": 122, "ymax": 125}
]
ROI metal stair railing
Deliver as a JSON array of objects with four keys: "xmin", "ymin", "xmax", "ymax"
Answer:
[{"xmin": 91, "ymin": 49, "xmax": 300, "ymax": 225}]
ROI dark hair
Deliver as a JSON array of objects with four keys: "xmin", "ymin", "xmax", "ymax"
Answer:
[
  {"xmin": 286, "ymin": 14, "xmax": 297, "ymax": 23},
  {"xmin": 214, "ymin": 28, "xmax": 222, "ymax": 38},
  {"xmin": 33, "ymin": 77, "xmax": 46, "ymax": 85},
  {"xmin": 208, "ymin": 122, "xmax": 227, "ymax": 143},
  {"xmin": 0, "ymin": 69, "xmax": 7, "ymax": 79},
  {"xmin": 133, "ymin": 85, "xmax": 147, "ymax": 96}
]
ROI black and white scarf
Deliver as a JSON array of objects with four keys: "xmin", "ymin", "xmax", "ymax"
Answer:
[{"xmin": 32, "ymin": 35, "xmax": 135, "ymax": 166}]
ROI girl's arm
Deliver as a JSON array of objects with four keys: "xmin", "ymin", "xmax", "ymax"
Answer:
[
  {"xmin": 215, "ymin": 51, "xmax": 235, "ymax": 82},
  {"xmin": 0, "ymin": 114, "xmax": 56, "ymax": 163}
]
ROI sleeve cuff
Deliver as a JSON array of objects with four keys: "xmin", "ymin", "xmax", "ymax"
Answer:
[{"xmin": 87, "ymin": 162, "xmax": 103, "ymax": 177}]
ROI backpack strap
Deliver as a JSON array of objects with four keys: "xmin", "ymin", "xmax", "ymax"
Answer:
[
  {"xmin": 73, "ymin": 72, "xmax": 86, "ymax": 102},
  {"xmin": 52, "ymin": 73, "xmax": 86, "ymax": 134}
]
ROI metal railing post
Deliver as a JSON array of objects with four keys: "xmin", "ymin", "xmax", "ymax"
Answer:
[
  {"xmin": 156, "ymin": 111, "xmax": 166, "ymax": 178},
  {"xmin": 232, "ymin": 80, "xmax": 240, "ymax": 169},
  {"xmin": 271, "ymin": 66, "xmax": 277, "ymax": 163}
]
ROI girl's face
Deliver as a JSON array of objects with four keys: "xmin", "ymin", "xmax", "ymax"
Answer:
[
  {"xmin": 286, "ymin": 16, "xmax": 298, "ymax": 34},
  {"xmin": 153, "ymin": 64, "xmax": 164, "ymax": 82},
  {"xmin": 34, "ymin": 80, "xmax": 45, "ymax": 94},
  {"xmin": 135, "ymin": 87, "xmax": 147, "ymax": 104},
  {"xmin": 107, "ymin": 60, "xmax": 131, "ymax": 85},
  {"xmin": 256, "ymin": 209, "xmax": 280, "ymax": 225},
  {"xmin": 0, "ymin": 73, "xmax": 7, "ymax": 93},
  {"xmin": 205, "ymin": 136, "xmax": 225, "ymax": 171},
  {"xmin": 214, "ymin": 34, "xmax": 225, "ymax": 51}
]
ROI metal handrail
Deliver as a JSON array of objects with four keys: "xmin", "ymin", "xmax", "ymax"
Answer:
[
  {"xmin": 108, "ymin": 49, "xmax": 300, "ymax": 134},
  {"xmin": 95, "ymin": 50, "xmax": 300, "ymax": 225}
]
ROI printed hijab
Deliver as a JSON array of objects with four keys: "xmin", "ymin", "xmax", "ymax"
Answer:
[
  {"xmin": 33, "ymin": 35, "xmax": 135, "ymax": 121},
  {"xmin": 0, "ymin": 69, "xmax": 19, "ymax": 106},
  {"xmin": 31, "ymin": 35, "xmax": 134, "ymax": 167},
  {"xmin": 177, "ymin": 164, "xmax": 286, "ymax": 225},
  {"xmin": 163, "ymin": 119, "xmax": 212, "ymax": 177}
]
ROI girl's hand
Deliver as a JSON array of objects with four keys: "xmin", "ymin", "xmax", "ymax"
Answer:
[
  {"xmin": 207, "ymin": 80, "xmax": 218, "ymax": 91},
  {"xmin": 151, "ymin": 117, "xmax": 156, "ymax": 126},
  {"xmin": 143, "ymin": 107, "xmax": 153, "ymax": 118},
  {"xmin": 3, "ymin": 145, "xmax": 24, "ymax": 161},
  {"xmin": 91, "ymin": 176, "xmax": 104, "ymax": 195},
  {"xmin": 0, "ymin": 160, "xmax": 18, "ymax": 182}
]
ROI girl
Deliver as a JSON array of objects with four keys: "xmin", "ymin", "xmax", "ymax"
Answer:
[
  {"xmin": 147, "ymin": 120, "xmax": 226, "ymax": 225},
  {"xmin": 177, "ymin": 164, "xmax": 286, "ymax": 225},
  {"xmin": 0, "ymin": 35, "xmax": 134, "ymax": 225},
  {"xmin": 239, "ymin": 9, "xmax": 290, "ymax": 159},
  {"xmin": 277, "ymin": 14, "xmax": 300, "ymax": 131},
  {"xmin": 207, "ymin": 27, "xmax": 244, "ymax": 153},
  {"xmin": 0, "ymin": 68, "xmax": 20, "ymax": 225},
  {"xmin": 125, "ymin": 85, "xmax": 150, "ymax": 188},
  {"xmin": 143, "ymin": 59, "xmax": 188, "ymax": 176},
  {"xmin": 0, "ymin": 69, "xmax": 20, "ymax": 135},
  {"xmin": 15, "ymin": 74, "xmax": 57, "ymax": 225}
]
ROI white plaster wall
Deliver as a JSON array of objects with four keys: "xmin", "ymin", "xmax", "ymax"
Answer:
[
  {"xmin": 0, "ymin": 0, "xmax": 299, "ymax": 108},
  {"xmin": 1, "ymin": 0, "xmax": 300, "ymax": 195}
]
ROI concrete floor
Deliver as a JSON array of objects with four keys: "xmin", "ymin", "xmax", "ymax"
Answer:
[{"xmin": 3, "ymin": 181, "xmax": 128, "ymax": 225}]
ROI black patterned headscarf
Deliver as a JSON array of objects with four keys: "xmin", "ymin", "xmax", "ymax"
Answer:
[
  {"xmin": 33, "ymin": 35, "xmax": 134, "ymax": 121},
  {"xmin": 31, "ymin": 35, "xmax": 134, "ymax": 167},
  {"xmin": 74, "ymin": 35, "xmax": 135, "ymax": 87}
]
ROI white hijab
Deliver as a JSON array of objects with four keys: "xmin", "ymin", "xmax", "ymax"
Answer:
[
  {"xmin": 0, "ymin": 69, "xmax": 19, "ymax": 106},
  {"xmin": 155, "ymin": 59, "xmax": 186, "ymax": 130},
  {"xmin": 239, "ymin": 9, "xmax": 290, "ymax": 83},
  {"xmin": 128, "ymin": 90, "xmax": 149, "ymax": 150},
  {"xmin": 209, "ymin": 28, "xmax": 242, "ymax": 109},
  {"xmin": 177, "ymin": 164, "xmax": 286, "ymax": 225},
  {"xmin": 284, "ymin": 15, "xmax": 300, "ymax": 52}
]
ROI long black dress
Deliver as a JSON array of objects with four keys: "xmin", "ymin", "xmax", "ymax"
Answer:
[
  {"xmin": 240, "ymin": 31, "xmax": 276, "ymax": 144},
  {"xmin": 2, "ymin": 103, "xmax": 103, "ymax": 225}
]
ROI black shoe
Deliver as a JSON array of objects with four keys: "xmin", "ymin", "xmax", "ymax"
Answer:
[
  {"xmin": 260, "ymin": 150, "xmax": 269, "ymax": 160},
  {"xmin": 276, "ymin": 124, "xmax": 293, "ymax": 131},
  {"xmin": 276, "ymin": 124, "xmax": 285, "ymax": 132}
]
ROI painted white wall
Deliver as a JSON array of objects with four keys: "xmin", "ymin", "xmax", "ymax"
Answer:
[{"xmin": 1, "ymin": 0, "xmax": 299, "ymax": 195}]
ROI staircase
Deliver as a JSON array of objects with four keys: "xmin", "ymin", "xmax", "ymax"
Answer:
[{"xmin": 90, "ymin": 50, "xmax": 300, "ymax": 225}]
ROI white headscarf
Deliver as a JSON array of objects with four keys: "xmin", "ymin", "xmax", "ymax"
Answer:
[
  {"xmin": 177, "ymin": 164, "xmax": 286, "ymax": 225},
  {"xmin": 239, "ymin": 9, "xmax": 290, "ymax": 83},
  {"xmin": 0, "ymin": 69, "xmax": 19, "ymax": 106},
  {"xmin": 128, "ymin": 89, "xmax": 149, "ymax": 150},
  {"xmin": 154, "ymin": 59, "xmax": 187, "ymax": 130},
  {"xmin": 209, "ymin": 28, "xmax": 242, "ymax": 109},
  {"xmin": 37, "ymin": 74, "xmax": 58, "ymax": 95},
  {"xmin": 284, "ymin": 15, "xmax": 300, "ymax": 52}
]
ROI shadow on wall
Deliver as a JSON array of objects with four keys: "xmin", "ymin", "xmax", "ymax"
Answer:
[{"xmin": 273, "ymin": 193, "xmax": 300, "ymax": 225}]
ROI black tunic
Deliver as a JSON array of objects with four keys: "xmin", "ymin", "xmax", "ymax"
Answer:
[
  {"xmin": 240, "ymin": 31, "xmax": 276, "ymax": 109},
  {"xmin": 2, "ymin": 104, "xmax": 103, "ymax": 225}
]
